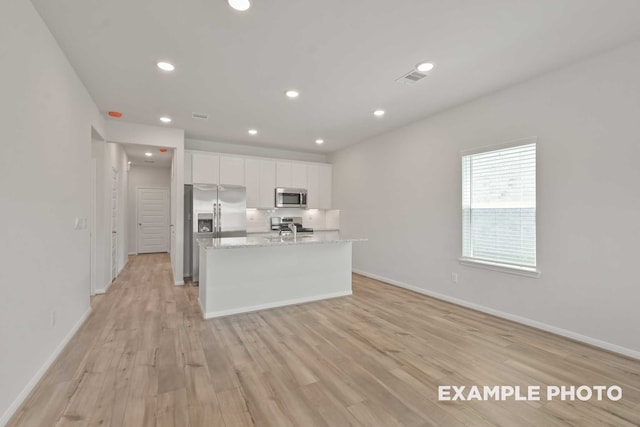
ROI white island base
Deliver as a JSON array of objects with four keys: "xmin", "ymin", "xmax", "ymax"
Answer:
[{"xmin": 198, "ymin": 239, "xmax": 354, "ymax": 319}]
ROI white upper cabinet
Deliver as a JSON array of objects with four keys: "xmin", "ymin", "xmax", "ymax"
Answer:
[
  {"xmin": 259, "ymin": 160, "xmax": 276, "ymax": 208},
  {"xmin": 291, "ymin": 163, "xmax": 308, "ymax": 188},
  {"xmin": 307, "ymin": 163, "xmax": 332, "ymax": 209},
  {"xmin": 319, "ymin": 164, "xmax": 332, "ymax": 208},
  {"xmin": 219, "ymin": 156, "xmax": 245, "ymax": 186},
  {"xmin": 276, "ymin": 161, "xmax": 292, "ymax": 187},
  {"xmin": 276, "ymin": 161, "xmax": 308, "ymax": 188},
  {"xmin": 246, "ymin": 158, "xmax": 276, "ymax": 208},
  {"xmin": 189, "ymin": 151, "xmax": 329, "ymax": 209},
  {"xmin": 245, "ymin": 158, "xmax": 260, "ymax": 208},
  {"xmin": 191, "ymin": 153, "xmax": 219, "ymax": 184}
]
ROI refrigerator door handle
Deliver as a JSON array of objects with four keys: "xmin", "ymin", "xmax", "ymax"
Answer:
[{"xmin": 218, "ymin": 203, "xmax": 222, "ymax": 234}]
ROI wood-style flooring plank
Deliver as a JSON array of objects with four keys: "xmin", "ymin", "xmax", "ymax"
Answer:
[{"xmin": 6, "ymin": 254, "xmax": 640, "ymax": 427}]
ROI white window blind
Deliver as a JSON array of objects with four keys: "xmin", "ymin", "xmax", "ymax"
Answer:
[{"xmin": 462, "ymin": 141, "xmax": 536, "ymax": 269}]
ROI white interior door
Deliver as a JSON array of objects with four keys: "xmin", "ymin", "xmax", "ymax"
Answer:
[
  {"xmin": 110, "ymin": 169, "xmax": 118, "ymax": 281},
  {"xmin": 137, "ymin": 187, "xmax": 169, "ymax": 254}
]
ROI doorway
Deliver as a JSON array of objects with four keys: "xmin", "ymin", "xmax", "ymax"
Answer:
[{"xmin": 136, "ymin": 187, "xmax": 170, "ymax": 253}]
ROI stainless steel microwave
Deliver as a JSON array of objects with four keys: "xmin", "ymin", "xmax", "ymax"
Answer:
[{"xmin": 275, "ymin": 187, "xmax": 307, "ymax": 208}]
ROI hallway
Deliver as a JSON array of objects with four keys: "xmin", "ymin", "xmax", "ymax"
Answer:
[{"xmin": 8, "ymin": 254, "xmax": 640, "ymax": 426}]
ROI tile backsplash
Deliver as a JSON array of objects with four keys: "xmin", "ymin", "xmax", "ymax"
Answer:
[{"xmin": 246, "ymin": 208, "xmax": 340, "ymax": 233}]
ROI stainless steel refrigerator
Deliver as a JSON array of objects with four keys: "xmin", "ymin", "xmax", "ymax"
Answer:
[{"xmin": 184, "ymin": 184, "xmax": 247, "ymax": 282}]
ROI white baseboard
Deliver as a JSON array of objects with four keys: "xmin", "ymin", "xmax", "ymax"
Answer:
[
  {"xmin": 0, "ymin": 307, "xmax": 92, "ymax": 426},
  {"xmin": 128, "ymin": 252, "xmax": 137, "ymax": 256},
  {"xmin": 202, "ymin": 290, "xmax": 352, "ymax": 319},
  {"xmin": 174, "ymin": 280, "xmax": 184, "ymax": 286},
  {"xmin": 94, "ymin": 279, "xmax": 113, "ymax": 295},
  {"xmin": 353, "ymin": 269, "xmax": 640, "ymax": 360}
]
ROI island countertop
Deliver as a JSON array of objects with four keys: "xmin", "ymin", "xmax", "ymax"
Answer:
[{"xmin": 197, "ymin": 231, "xmax": 366, "ymax": 250}]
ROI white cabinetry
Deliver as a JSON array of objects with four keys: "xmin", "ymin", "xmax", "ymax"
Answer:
[
  {"xmin": 246, "ymin": 158, "xmax": 276, "ymax": 208},
  {"xmin": 245, "ymin": 159, "xmax": 260, "ymax": 207},
  {"xmin": 219, "ymin": 156, "xmax": 245, "ymax": 186},
  {"xmin": 191, "ymin": 153, "xmax": 219, "ymax": 184},
  {"xmin": 292, "ymin": 163, "xmax": 308, "ymax": 188},
  {"xmin": 259, "ymin": 160, "xmax": 276, "ymax": 208},
  {"xmin": 307, "ymin": 164, "xmax": 332, "ymax": 209},
  {"xmin": 276, "ymin": 162, "xmax": 292, "ymax": 187},
  {"xmin": 188, "ymin": 151, "xmax": 330, "ymax": 209},
  {"xmin": 276, "ymin": 161, "xmax": 308, "ymax": 188}
]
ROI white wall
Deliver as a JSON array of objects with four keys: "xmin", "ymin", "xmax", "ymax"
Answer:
[
  {"xmin": 127, "ymin": 166, "xmax": 171, "ymax": 254},
  {"xmin": 186, "ymin": 138, "xmax": 329, "ymax": 163},
  {"xmin": 0, "ymin": 0, "xmax": 105, "ymax": 423},
  {"xmin": 332, "ymin": 40, "xmax": 640, "ymax": 357}
]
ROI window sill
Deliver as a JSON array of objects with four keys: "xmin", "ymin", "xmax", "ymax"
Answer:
[{"xmin": 458, "ymin": 257, "xmax": 541, "ymax": 278}]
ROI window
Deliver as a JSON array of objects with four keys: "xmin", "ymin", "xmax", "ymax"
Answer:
[{"xmin": 461, "ymin": 139, "xmax": 537, "ymax": 275}]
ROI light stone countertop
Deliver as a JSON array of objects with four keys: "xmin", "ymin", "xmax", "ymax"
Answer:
[
  {"xmin": 246, "ymin": 228, "xmax": 340, "ymax": 235},
  {"xmin": 197, "ymin": 231, "xmax": 366, "ymax": 250}
]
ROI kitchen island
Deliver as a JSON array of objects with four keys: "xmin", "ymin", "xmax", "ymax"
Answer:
[{"xmin": 197, "ymin": 232, "xmax": 366, "ymax": 319}]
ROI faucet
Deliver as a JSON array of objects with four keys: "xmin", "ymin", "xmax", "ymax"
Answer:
[
  {"xmin": 278, "ymin": 223, "xmax": 297, "ymax": 237},
  {"xmin": 287, "ymin": 223, "xmax": 297, "ymax": 238}
]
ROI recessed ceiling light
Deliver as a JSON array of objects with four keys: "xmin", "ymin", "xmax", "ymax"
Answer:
[
  {"xmin": 145, "ymin": 152, "xmax": 153, "ymax": 157},
  {"xmin": 373, "ymin": 109, "xmax": 385, "ymax": 117},
  {"xmin": 160, "ymin": 117, "xmax": 172, "ymax": 123},
  {"xmin": 157, "ymin": 62, "xmax": 175, "ymax": 72},
  {"xmin": 315, "ymin": 139, "xmax": 324, "ymax": 145},
  {"xmin": 416, "ymin": 62, "xmax": 435, "ymax": 73},
  {"xmin": 285, "ymin": 90, "xmax": 300, "ymax": 98},
  {"xmin": 228, "ymin": 0, "xmax": 251, "ymax": 11},
  {"xmin": 248, "ymin": 129, "xmax": 258, "ymax": 135}
]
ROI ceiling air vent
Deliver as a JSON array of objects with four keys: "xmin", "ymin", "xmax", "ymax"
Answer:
[
  {"xmin": 144, "ymin": 160, "xmax": 155, "ymax": 163},
  {"xmin": 192, "ymin": 112, "xmax": 209, "ymax": 120},
  {"xmin": 395, "ymin": 70, "xmax": 427, "ymax": 85}
]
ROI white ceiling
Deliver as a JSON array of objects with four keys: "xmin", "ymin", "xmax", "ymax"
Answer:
[
  {"xmin": 32, "ymin": 0, "xmax": 640, "ymax": 152},
  {"xmin": 124, "ymin": 144, "xmax": 173, "ymax": 168}
]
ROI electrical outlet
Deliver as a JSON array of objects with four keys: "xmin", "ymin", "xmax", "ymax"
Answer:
[
  {"xmin": 451, "ymin": 272, "xmax": 458, "ymax": 283},
  {"xmin": 51, "ymin": 310, "xmax": 56, "ymax": 327}
]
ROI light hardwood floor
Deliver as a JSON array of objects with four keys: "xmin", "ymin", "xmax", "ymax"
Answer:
[{"xmin": 8, "ymin": 253, "xmax": 640, "ymax": 426}]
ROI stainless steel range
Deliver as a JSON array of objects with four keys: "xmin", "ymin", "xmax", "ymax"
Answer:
[{"xmin": 270, "ymin": 216, "xmax": 314, "ymax": 233}]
